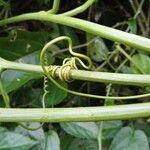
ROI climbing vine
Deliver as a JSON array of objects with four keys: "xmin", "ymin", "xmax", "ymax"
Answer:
[{"xmin": 0, "ymin": 0, "xmax": 150, "ymax": 149}]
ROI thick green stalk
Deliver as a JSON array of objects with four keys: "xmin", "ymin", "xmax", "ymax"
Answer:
[
  {"xmin": 1, "ymin": 57, "xmax": 150, "ymax": 86},
  {"xmin": 0, "ymin": 102, "xmax": 150, "ymax": 122},
  {"xmin": 0, "ymin": 11, "xmax": 150, "ymax": 53}
]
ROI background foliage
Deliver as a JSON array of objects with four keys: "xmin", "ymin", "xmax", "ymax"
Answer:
[{"xmin": 0, "ymin": 0, "xmax": 150, "ymax": 149}]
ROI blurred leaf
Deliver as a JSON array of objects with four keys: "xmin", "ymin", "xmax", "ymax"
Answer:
[
  {"xmin": 23, "ymin": 88, "xmax": 43, "ymax": 107},
  {"xmin": 45, "ymin": 79, "xmax": 67, "ymax": 106},
  {"xmin": 0, "ymin": 30, "xmax": 49, "ymax": 60},
  {"xmin": 68, "ymin": 139, "xmax": 98, "ymax": 150},
  {"xmin": 134, "ymin": 120, "xmax": 150, "ymax": 143},
  {"xmin": 1, "ymin": 51, "xmax": 54, "ymax": 93},
  {"xmin": 49, "ymin": 24, "xmax": 60, "ymax": 39},
  {"xmin": 0, "ymin": 127, "xmax": 37, "ymax": 150},
  {"xmin": 142, "ymin": 86, "xmax": 150, "ymax": 93},
  {"xmin": 60, "ymin": 26, "xmax": 80, "ymax": 45},
  {"xmin": 121, "ymin": 65, "xmax": 133, "ymax": 74},
  {"xmin": 15, "ymin": 30, "xmax": 49, "ymax": 44},
  {"xmin": 0, "ymin": 0, "xmax": 8, "ymax": 6},
  {"xmin": 128, "ymin": 19, "xmax": 137, "ymax": 34},
  {"xmin": 88, "ymin": 36, "xmax": 109, "ymax": 62},
  {"xmin": 131, "ymin": 54, "xmax": 150, "ymax": 74},
  {"xmin": 102, "ymin": 121, "xmax": 123, "ymax": 140},
  {"xmin": 60, "ymin": 135, "xmax": 74, "ymax": 150},
  {"xmin": 121, "ymin": 86, "xmax": 135, "ymax": 96},
  {"xmin": 109, "ymin": 126, "xmax": 149, "ymax": 150},
  {"xmin": 0, "ymin": 127, "xmax": 7, "ymax": 132},
  {"xmin": 60, "ymin": 122, "xmax": 98, "ymax": 139},
  {"xmin": 45, "ymin": 130, "xmax": 60, "ymax": 150},
  {"xmin": 15, "ymin": 123, "xmax": 45, "ymax": 150}
]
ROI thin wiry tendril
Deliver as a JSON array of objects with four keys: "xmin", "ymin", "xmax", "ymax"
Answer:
[{"xmin": 40, "ymin": 36, "xmax": 150, "ymax": 100}]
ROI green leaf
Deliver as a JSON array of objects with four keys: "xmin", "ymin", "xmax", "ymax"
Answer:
[
  {"xmin": 15, "ymin": 30, "xmax": 49, "ymax": 44},
  {"xmin": 88, "ymin": 36, "xmax": 109, "ymax": 62},
  {"xmin": 131, "ymin": 54, "xmax": 150, "ymax": 74},
  {"xmin": 60, "ymin": 26, "xmax": 80, "ymax": 46},
  {"xmin": 1, "ymin": 51, "xmax": 54, "ymax": 93},
  {"xmin": 128, "ymin": 19, "xmax": 137, "ymax": 34},
  {"xmin": 60, "ymin": 122, "xmax": 98, "ymax": 139},
  {"xmin": 134, "ymin": 120, "xmax": 150, "ymax": 143},
  {"xmin": 68, "ymin": 139, "xmax": 98, "ymax": 150},
  {"xmin": 109, "ymin": 126, "xmax": 149, "ymax": 150},
  {"xmin": 45, "ymin": 79, "xmax": 67, "ymax": 106},
  {"xmin": 0, "ymin": 127, "xmax": 7, "ymax": 132},
  {"xmin": 60, "ymin": 135, "xmax": 74, "ymax": 150},
  {"xmin": 121, "ymin": 65, "xmax": 133, "ymax": 74},
  {"xmin": 49, "ymin": 24, "xmax": 60, "ymax": 40},
  {"xmin": 15, "ymin": 123, "xmax": 45, "ymax": 150},
  {"xmin": 21, "ymin": 88, "xmax": 43, "ymax": 107},
  {"xmin": 0, "ymin": 30, "xmax": 49, "ymax": 60},
  {"xmin": 102, "ymin": 121, "xmax": 123, "ymax": 140},
  {"xmin": 0, "ymin": 0, "xmax": 8, "ymax": 6},
  {"xmin": 45, "ymin": 130, "xmax": 60, "ymax": 150},
  {"xmin": 0, "ymin": 127, "xmax": 37, "ymax": 150}
]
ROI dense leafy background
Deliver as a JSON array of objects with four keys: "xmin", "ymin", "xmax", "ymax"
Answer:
[{"xmin": 0, "ymin": 0, "xmax": 150, "ymax": 149}]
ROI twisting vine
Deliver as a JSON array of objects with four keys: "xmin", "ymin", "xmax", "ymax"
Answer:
[
  {"xmin": 0, "ymin": 0, "xmax": 149, "ymax": 131},
  {"xmin": 40, "ymin": 36, "xmax": 150, "ymax": 100}
]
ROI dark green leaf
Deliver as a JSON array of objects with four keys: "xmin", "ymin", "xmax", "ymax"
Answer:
[
  {"xmin": 22, "ymin": 88, "xmax": 43, "ymax": 107},
  {"xmin": 60, "ymin": 122, "xmax": 98, "ymax": 139},
  {"xmin": 45, "ymin": 130, "xmax": 60, "ymax": 150},
  {"xmin": 0, "ymin": 127, "xmax": 37, "ymax": 150},
  {"xmin": 1, "ymin": 51, "xmax": 54, "ymax": 93},
  {"xmin": 15, "ymin": 30, "xmax": 49, "ymax": 44},
  {"xmin": 128, "ymin": 19, "xmax": 137, "ymax": 34},
  {"xmin": 60, "ymin": 135, "xmax": 74, "ymax": 150},
  {"xmin": 121, "ymin": 65, "xmax": 133, "ymax": 74},
  {"xmin": 102, "ymin": 121, "xmax": 123, "ymax": 140},
  {"xmin": 15, "ymin": 123, "xmax": 45, "ymax": 150},
  {"xmin": 110, "ymin": 126, "xmax": 149, "ymax": 150},
  {"xmin": 60, "ymin": 26, "xmax": 80, "ymax": 46},
  {"xmin": 45, "ymin": 79, "xmax": 67, "ymax": 106},
  {"xmin": 88, "ymin": 36, "xmax": 109, "ymax": 62},
  {"xmin": 68, "ymin": 139, "xmax": 98, "ymax": 150},
  {"xmin": 0, "ymin": 30, "xmax": 49, "ymax": 60},
  {"xmin": 0, "ymin": 0, "xmax": 8, "ymax": 6}
]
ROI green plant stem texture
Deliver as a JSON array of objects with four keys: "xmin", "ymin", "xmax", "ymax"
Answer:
[
  {"xmin": 48, "ymin": 0, "xmax": 60, "ymax": 14},
  {"xmin": 1, "ymin": 57, "xmax": 150, "ymax": 86},
  {"xmin": 0, "ymin": 102, "xmax": 150, "ymax": 122},
  {"xmin": 0, "ymin": 78, "xmax": 10, "ymax": 107},
  {"xmin": 0, "ymin": 11, "xmax": 150, "ymax": 53}
]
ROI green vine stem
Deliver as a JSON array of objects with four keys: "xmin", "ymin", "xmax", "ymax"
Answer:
[
  {"xmin": 1, "ymin": 57, "xmax": 150, "ymax": 87},
  {"xmin": 40, "ymin": 36, "xmax": 150, "ymax": 100},
  {"xmin": 0, "ymin": 11, "xmax": 150, "ymax": 53},
  {"xmin": 60, "ymin": 0, "xmax": 96, "ymax": 16},
  {"xmin": 0, "ymin": 76, "xmax": 10, "ymax": 108},
  {"xmin": 129, "ymin": 0, "xmax": 146, "ymax": 35},
  {"xmin": 0, "ymin": 2, "xmax": 150, "ymax": 123},
  {"xmin": 0, "ymin": 102, "xmax": 150, "ymax": 122},
  {"xmin": 47, "ymin": 0, "xmax": 60, "ymax": 14}
]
